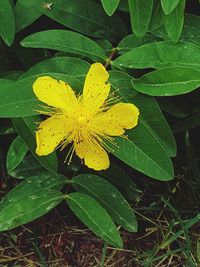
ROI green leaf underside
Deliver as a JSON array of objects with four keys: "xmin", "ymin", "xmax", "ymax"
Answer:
[
  {"xmin": 66, "ymin": 192, "xmax": 123, "ymax": 248},
  {"xmin": 161, "ymin": 0, "xmax": 180, "ymax": 15},
  {"xmin": 0, "ymin": 0, "xmax": 15, "ymax": 45},
  {"xmin": 0, "ymin": 73, "xmax": 82, "ymax": 118},
  {"xmin": 132, "ymin": 67, "xmax": 200, "ymax": 96},
  {"xmin": 12, "ymin": 116, "xmax": 58, "ymax": 173},
  {"xmin": 71, "ymin": 174, "xmax": 137, "ymax": 232},
  {"xmin": 128, "ymin": 0, "xmax": 154, "ymax": 37},
  {"xmin": 6, "ymin": 136, "xmax": 28, "ymax": 172},
  {"xmin": 114, "ymin": 41, "xmax": 200, "ymax": 70},
  {"xmin": 164, "ymin": 0, "xmax": 186, "ymax": 42},
  {"xmin": 40, "ymin": 0, "xmax": 126, "ymax": 41},
  {"xmin": 101, "ymin": 0, "xmax": 120, "ymax": 16},
  {"xmin": 20, "ymin": 30, "xmax": 107, "ymax": 61},
  {"xmin": 0, "ymin": 172, "xmax": 66, "ymax": 231}
]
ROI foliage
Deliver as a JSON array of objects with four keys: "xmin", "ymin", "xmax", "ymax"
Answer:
[{"xmin": 0, "ymin": 0, "xmax": 199, "ymax": 250}]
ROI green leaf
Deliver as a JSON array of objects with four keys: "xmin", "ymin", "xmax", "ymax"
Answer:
[
  {"xmin": 149, "ymin": 0, "xmax": 164, "ymax": 32},
  {"xmin": 132, "ymin": 67, "xmax": 200, "ymax": 96},
  {"xmin": 101, "ymin": 0, "xmax": 120, "ymax": 16},
  {"xmin": 128, "ymin": 0, "xmax": 154, "ymax": 37},
  {"xmin": 6, "ymin": 136, "xmax": 28, "ymax": 172},
  {"xmin": 71, "ymin": 174, "xmax": 137, "ymax": 232},
  {"xmin": 101, "ymin": 162, "xmax": 141, "ymax": 202},
  {"xmin": 109, "ymin": 70, "xmax": 176, "ymax": 157},
  {"xmin": 8, "ymin": 154, "xmax": 45, "ymax": 179},
  {"xmin": 14, "ymin": 0, "xmax": 43, "ymax": 32},
  {"xmin": 109, "ymin": 71, "xmax": 174, "ymax": 180},
  {"xmin": 20, "ymin": 30, "xmax": 107, "ymax": 61},
  {"xmin": 0, "ymin": 119, "xmax": 15, "ymax": 135},
  {"xmin": 150, "ymin": 14, "xmax": 200, "ymax": 46},
  {"xmin": 12, "ymin": 116, "xmax": 58, "ymax": 173},
  {"xmin": 0, "ymin": 172, "xmax": 66, "ymax": 231},
  {"xmin": 66, "ymin": 192, "xmax": 123, "ymax": 248},
  {"xmin": 118, "ymin": 0, "xmax": 129, "ymax": 12},
  {"xmin": 118, "ymin": 33, "xmax": 160, "ymax": 54},
  {"xmin": 0, "ymin": 73, "xmax": 82, "ymax": 118},
  {"xmin": 161, "ymin": 0, "xmax": 180, "ymax": 15},
  {"xmin": 164, "ymin": 0, "xmax": 186, "ymax": 42},
  {"xmin": 0, "ymin": 0, "xmax": 15, "ymax": 45},
  {"xmin": 114, "ymin": 41, "xmax": 200, "ymax": 70},
  {"xmin": 40, "ymin": 0, "xmax": 126, "ymax": 40},
  {"xmin": 20, "ymin": 57, "xmax": 90, "ymax": 79}
]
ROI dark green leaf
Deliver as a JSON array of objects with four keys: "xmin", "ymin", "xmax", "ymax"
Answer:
[
  {"xmin": 128, "ymin": 0, "xmax": 154, "ymax": 37},
  {"xmin": 71, "ymin": 174, "xmax": 137, "ymax": 232},
  {"xmin": 40, "ymin": 0, "xmax": 126, "ymax": 40},
  {"xmin": 118, "ymin": 33, "xmax": 160, "ymax": 54},
  {"xmin": 14, "ymin": 0, "xmax": 43, "ymax": 32},
  {"xmin": 66, "ymin": 192, "xmax": 123, "ymax": 248},
  {"xmin": 0, "ymin": 173, "xmax": 64, "ymax": 232},
  {"xmin": 114, "ymin": 41, "xmax": 200, "ymax": 70},
  {"xmin": 132, "ymin": 67, "xmax": 200, "ymax": 96},
  {"xmin": 20, "ymin": 57, "xmax": 90, "ymax": 79},
  {"xmin": 109, "ymin": 70, "xmax": 176, "ymax": 158},
  {"xmin": 20, "ymin": 30, "xmax": 107, "ymax": 61},
  {"xmin": 6, "ymin": 136, "xmax": 28, "ymax": 172},
  {"xmin": 164, "ymin": 0, "xmax": 186, "ymax": 42},
  {"xmin": 8, "ymin": 154, "xmax": 45, "ymax": 179},
  {"xmin": 161, "ymin": 0, "xmax": 180, "ymax": 15},
  {"xmin": 101, "ymin": 0, "xmax": 120, "ymax": 16},
  {"xmin": 12, "ymin": 116, "xmax": 58, "ymax": 173},
  {"xmin": 101, "ymin": 162, "xmax": 141, "ymax": 202},
  {"xmin": 0, "ymin": 0, "xmax": 15, "ymax": 45}
]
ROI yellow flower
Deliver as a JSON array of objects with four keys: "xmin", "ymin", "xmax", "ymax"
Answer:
[{"xmin": 33, "ymin": 63, "xmax": 139, "ymax": 171}]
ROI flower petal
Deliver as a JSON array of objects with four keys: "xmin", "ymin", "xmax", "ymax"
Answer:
[
  {"xmin": 91, "ymin": 103, "xmax": 139, "ymax": 136},
  {"xmin": 36, "ymin": 115, "xmax": 72, "ymax": 156},
  {"xmin": 82, "ymin": 63, "xmax": 110, "ymax": 113},
  {"xmin": 75, "ymin": 139, "xmax": 110, "ymax": 170},
  {"xmin": 33, "ymin": 76, "xmax": 77, "ymax": 114}
]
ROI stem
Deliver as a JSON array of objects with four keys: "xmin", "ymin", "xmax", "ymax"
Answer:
[{"xmin": 104, "ymin": 47, "xmax": 118, "ymax": 69}]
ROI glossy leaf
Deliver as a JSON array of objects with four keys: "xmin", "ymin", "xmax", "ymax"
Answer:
[
  {"xmin": 20, "ymin": 30, "xmax": 107, "ymax": 61},
  {"xmin": 0, "ymin": 0, "xmax": 15, "ymax": 45},
  {"xmin": 132, "ymin": 67, "xmax": 200, "ymax": 96},
  {"xmin": 0, "ymin": 73, "xmax": 81, "ymax": 118},
  {"xmin": 164, "ymin": 0, "xmax": 186, "ymax": 42},
  {"xmin": 71, "ymin": 174, "xmax": 137, "ymax": 232},
  {"xmin": 109, "ymin": 70, "xmax": 176, "ymax": 158},
  {"xmin": 20, "ymin": 57, "xmax": 90, "ymax": 79},
  {"xmin": 14, "ymin": 0, "xmax": 43, "ymax": 32},
  {"xmin": 128, "ymin": 0, "xmax": 154, "ymax": 37},
  {"xmin": 6, "ymin": 136, "xmax": 28, "ymax": 172},
  {"xmin": 101, "ymin": 0, "xmax": 120, "ymax": 16},
  {"xmin": 66, "ymin": 193, "xmax": 123, "ymax": 248},
  {"xmin": 161, "ymin": 0, "xmax": 180, "ymax": 15},
  {"xmin": 40, "ymin": 0, "xmax": 126, "ymax": 40},
  {"xmin": 0, "ymin": 172, "xmax": 65, "ymax": 231},
  {"xmin": 12, "ymin": 116, "xmax": 58, "ymax": 173},
  {"xmin": 114, "ymin": 41, "xmax": 200, "ymax": 70}
]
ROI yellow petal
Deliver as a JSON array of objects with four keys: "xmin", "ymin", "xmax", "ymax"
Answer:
[
  {"xmin": 91, "ymin": 103, "xmax": 139, "ymax": 136},
  {"xmin": 75, "ymin": 139, "xmax": 110, "ymax": 170},
  {"xmin": 36, "ymin": 115, "xmax": 72, "ymax": 156},
  {"xmin": 33, "ymin": 76, "xmax": 77, "ymax": 114},
  {"xmin": 82, "ymin": 63, "xmax": 110, "ymax": 113}
]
